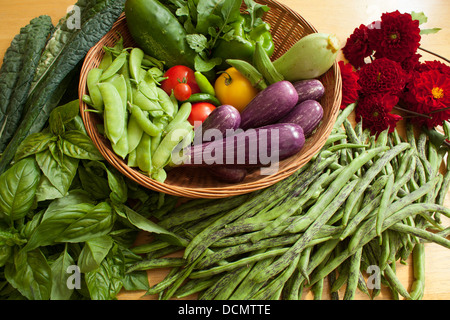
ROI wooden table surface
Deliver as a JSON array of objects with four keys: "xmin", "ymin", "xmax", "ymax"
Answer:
[{"xmin": 1, "ymin": 0, "xmax": 449, "ymax": 300}]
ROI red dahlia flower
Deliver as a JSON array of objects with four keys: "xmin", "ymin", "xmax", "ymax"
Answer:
[
  {"xmin": 342, "ymin": 24, "xmax": 374, "ymax": 69},
  {"xmin": 339, "ymin": 60, "xmax": 360, "ymax": 109},
  {"xmin": 357, "ymin": 57, "xmax": 407, "ymax": 96},
  {"xmin": 355, "ymin": 93, "xmax": 402, "ymax": 134},
  {"xmin": 403, "ymin": 68, "xmax": 450, "ymax": 128},
  {"xmin": 370, "ymin": 10, "xmax": 421, "ymax": 64}
]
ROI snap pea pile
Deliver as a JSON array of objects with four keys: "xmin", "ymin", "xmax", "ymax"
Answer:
[
  {"xmin": 127, "ymin": 103, "xmax": 450, "ymax": 300},
  {"xmin": 83, "ymin": 38, "xmax": 194, "ymax": 183}
]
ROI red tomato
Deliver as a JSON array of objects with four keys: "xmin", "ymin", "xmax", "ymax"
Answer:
[
  {"xmin": 161, "ymin": 65, "xmax": 200, "ymax": 96},
  {"xmin": 188, "ymin": 102, "xmax": 216, "ymax": 127},
  {"xmin": 173, "ymin": 83, "xmax": 192, "ymax": 101}
]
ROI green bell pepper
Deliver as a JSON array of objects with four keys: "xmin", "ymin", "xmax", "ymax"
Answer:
[{"xmin": 212, "ymin": 14, "xmax": 275, "ymax": 70}]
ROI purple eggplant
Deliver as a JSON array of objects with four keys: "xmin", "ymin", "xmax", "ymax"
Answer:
[
  {"xmin": 293, "ymin": 79, "xmax": 325, "ymax": 103},
  {"xmin": 240, "ymin": 81, "xmax": 298, "ymax": 130},
  {"xmin": 193, "ymin": 104, "xmax": 241, "ymax": 145},
  {"xmin": 208, "ymin": 166, "xmax": 247, "ymax": 183},
  {"xmin": 278, "ymin": 100, "xmax": 323, "ymax": 136},
  {"xmin": 179, "ymin": 123, "xmax": 305, "ymax": 168}
]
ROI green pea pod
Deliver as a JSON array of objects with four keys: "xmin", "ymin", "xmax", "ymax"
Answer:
[
  {"xmin": 132, "ymin": 87, "xmax": 163, "ymax": 113},
  {"xmin": 100, "ymin": 50, "xmax": 127, "ymax": 81},
  {"xmin": 86, "ymin": 68, "xmax": 104, "ymax": 112},
  {"xmin": 156, "ymin": 87, "xmax": 175, "ymax": 118},
  {"xmin": 129, "ymin": 103, "xmax": 161, "ymax": 137},
  {"xmin": 136, "ymin": 132, "xmax": 152, "ymax": 174},
  {"xmin": 109, "ymin": 74, "xmax": 128, "ymax": 111},
  {"xmin": 185, "ymin": 93, "xmax": 221, "ymax": 106},
  {"xmin": 129, "ymin": 47, "xmax": 145, "ymax": 81},
  {"xmin": 152, "ymin": 120, "xmax": 193, "ymax": 170},
  {"xmin": 99, "ymin": 49, "xmax": 113, "ymax": 70},
  {"xmin": 128, "ymin": 148, "xmax": 137, "ymax": 167},
  {"xmin": 194, "ymin": 71, "xmax": 215, "ymax": 96},
  {"xmin": 151, "ymin": 117, "xmax": 169, "ymax": 157},
  {"xmin": 98, "ymin": 82, "xmax": 125, "ymax": 145},
  {"xmin": 164, "ymin": 102, "xmax": 192, "ymax": 135},
  {"xmin": 127, "ymin": 112, "xmax": 144, "ymax": 154}
]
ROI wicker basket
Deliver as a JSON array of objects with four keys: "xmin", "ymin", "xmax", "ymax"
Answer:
[{"xmin": 79, "ymin": 0, "xmax": 342, "ymax": 198}]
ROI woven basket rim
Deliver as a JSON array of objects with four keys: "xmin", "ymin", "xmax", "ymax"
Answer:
[{"xmin": 79, "ymin": 0, "xmax": 342, "ymax": 198}]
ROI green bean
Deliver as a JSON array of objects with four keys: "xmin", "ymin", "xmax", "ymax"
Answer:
[
  {"xmin": 384, "ymin": 263, "xmax": 411, "ymax": 299},
  {"xmin": 342, "ymin": 142, "xmax": 410, "ymax": 225},
  {"xmin": 189, "ymin": 247, "xmax": 288, "ymax": 279},
  {"xmin": 230, "ymin": 255, "xmax": 276, "ymax": 300},
  {"xmin": 326, "ymin": 143, "xmax": 369, "ymax": 153},
  {"xmin": 333, "ymin": 103, "xmax": 356, "ymax": 129},
  {"xmin": 287, "ymin": 147, "xmax": 387, "ymax": 234},
  {"xmin": 379, "ymin": 230, "xmax": 390, "ymax": 271},
  {"xmin": 183, "ymin": 158, "xmax": 331, "ymax": 263},
  {"xmin": 86, "ymin": 68, "xmax": 104, "ymax": 112},
  {"xmin": 309, "ymin": 203, "xmax": 450, "ymax": 287},
  {"xmin": 214, "ymin": 265, "xmax": 253, "ymax": 300},
  {"xmin": 100, "ymin": 50, "xmax": 127, "ymax": 81},
  {"xmin": 376, "ymin": 165, "xmax": 395, "ymax": 237},
  {"xmin": 98, "ymin": 82, "xmax": 126, "ymax": 145},
  {"xmin": 159, "ymin": 194, "xmax": 248, "ymax": 229},
  {"xmin": 343, "ymin": 247, "xmax": 362, "ymax": 300},
  {"xmin": 161, "ymin": 252, "xmax": 206, "ymax": 300},
  {"xmin": 251, "ymin": 254, "xmax": 301, "ymax": 300},
  {"xmin": 126, "ymin": 257, "xmax": 186, "ymax": 273},
  {"xmin": 174, "ymin": 276, "xmax": 220, "ymax": 299},
  {"xmin": 298, "ymin": 246, "xmax": 312, "ymax": 283},
  {"xmin": 390, "ymin": 223, "xmax": 450, "ymax": 249},
  {"xmin": 282, "ymin": 268, "xmax": 304, "ymax": 300},
  {"xmin": 199, "ymin": 267, "xmax": 246, "ymax": 300},
  {"xmin": 131, "ymin": 240, "xmax": 171, "ymax": 255},
  {"xmin": 249, "ymin": 169, "xmax": 330, "ymax": 243},
  {"xmin": 348, "ymin": 177, "xmax": 440, "ymax": 252},
  {"xmin": 410, "ymin": 244, "xmax": 426, "ymax": 301},
  {"xmin": 255, "ymin": 177, "xmax": 360, "ymax": 283},
  {"xmin": 129, "ymin": 47, "xmax": 144, "ymax": 81},
  {"xmin": 330, "ymin": 259, "xmax": 349, "ymax": 293},
  {"xmin": 145, "ymin": 267, "xmax": 181, "ymax": 296}
]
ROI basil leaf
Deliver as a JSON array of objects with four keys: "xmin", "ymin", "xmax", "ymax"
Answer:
[
  {"xmin": 24, "ymin": 191, "xmax": 114, "ymax": 251},
  {"xmin": 0, "ymin": 157, "xmax": 40, "ymax": 222},
  {"xmin": 50, "ymin": 245, "xmax": 75, "ymax": 300},
  {"xmin": 35, "ymin": 146, "xmax": 79, "ymax": 195},
  {"xmin": 78, "ymin": 235, "xmax": 114, "ymax": 273},
  {"xmin": 78, "ymin": 164, "xmax": 110, "ymax": 200},
  {"xmin": 122, "ymin": 205, "xmax": 186, "ymax": 247},
  {"xmin": 61, "ymin": 130, "xmax": 103, "ymax": 160},
  {"xmin": 14, "ymin": 130, "xmax": 57, "ymax": 162},
  {"xmin": 85, "ymin": 246, "xmax": 124, "ymax": 300},
  {"xmin": 4, "ymin": 248, "xmax": 52, "ymax": 300}
]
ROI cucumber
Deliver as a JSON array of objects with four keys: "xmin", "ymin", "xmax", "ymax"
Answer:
[{"xmin": 125, "ymin": 0, "xmax": 197, "ymax": 69}]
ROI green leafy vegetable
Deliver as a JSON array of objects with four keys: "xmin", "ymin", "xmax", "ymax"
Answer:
[
  {"xmin": 0, "ymin": 15, "xmax": 54, "ymax": 152},
  {"xmin": 0, "ymin": 157, "xmax": 40, "ymax": 222},
  {"xmin": 0, "ymin": 0, "xmax": 126, "ymax": 175}
]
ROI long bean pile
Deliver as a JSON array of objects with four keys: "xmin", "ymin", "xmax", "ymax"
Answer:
[{"xmin": 128, "ymin": 103, "xmax": 450, "ymax": 300}]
